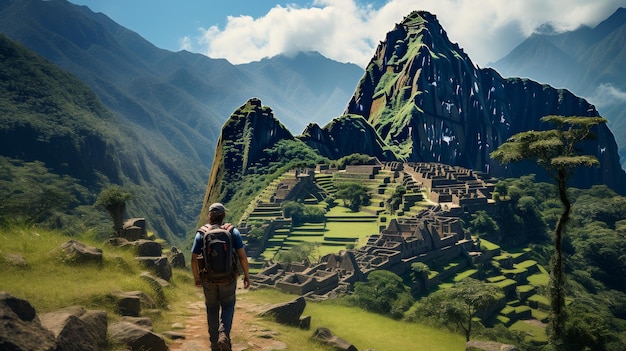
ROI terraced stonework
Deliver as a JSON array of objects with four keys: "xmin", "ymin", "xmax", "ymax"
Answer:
[{"xmin": 246, "ymin": 159, "xmax": 498, "ymax": 298}]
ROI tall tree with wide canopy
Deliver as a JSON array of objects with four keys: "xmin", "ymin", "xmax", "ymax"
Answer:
[{"xmin": 490, "ymin": 115, "xmax": 607, "ymax": 349}]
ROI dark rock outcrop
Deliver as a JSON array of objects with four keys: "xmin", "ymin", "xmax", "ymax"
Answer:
[
  {"xmin": 59, "ymin": 240, "xmax": 103, "ymax": 264},
  {"xmin": 258, "ymin": 296, "xmax": 310, "ymax": 329},
  {"xmin": 200, "ymin": 98, "xmax": 295, "ymax": 217},
  {"xmin": 311, "ymin": 327, "xmax": 358, "ymax": 351},
  {"xmin": 299, "ymin": 115, "xmax": 396, "ymax": 160},
  {"xmin": 0, "ymin": 292, "xmax": 56, "ymax": 351},
  {"xmin": 133, "ymin": 239, "xmax": 163, "ymax": 257},
  {"xmin": 167, "ymin": 247, "xmax": 186, "ymax": 268},
  {"xmin": 108, "ymin": 321, "xmax": 167, "ymax": 351},
  {"xmin": 136, "ymin": 256, "xmax": 172, "ymax": 281},
  {"xmin": 39, "ymin": 307, "xmax": 107, "ymax": 351}
]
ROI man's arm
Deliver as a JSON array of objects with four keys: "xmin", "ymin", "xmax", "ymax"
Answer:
[
  {"xmin": 191, "ymin": 253, "xmax": 202, "ymax": 287},
  {"xmin": 236, "ymin": 248, "xmax": 251, "ymax": 289}
]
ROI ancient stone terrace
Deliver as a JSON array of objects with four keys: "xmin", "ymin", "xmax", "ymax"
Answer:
[
  {"xmin": 251, "ymin": 162, "xmax": 495, "ymax": 299},
  {"xmin": 404, "ymin": 162, "xmax": 496, "ymax": 210}
]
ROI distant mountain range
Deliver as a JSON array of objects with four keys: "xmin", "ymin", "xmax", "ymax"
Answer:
[{"xmin": 491, "ymin": 7, "xmax": 626, "ymax": 164}]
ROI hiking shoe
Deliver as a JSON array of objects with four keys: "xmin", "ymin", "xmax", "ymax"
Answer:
[{"xmin": 217, "ymin": 331, "xmax": 231, "ymax": 351}]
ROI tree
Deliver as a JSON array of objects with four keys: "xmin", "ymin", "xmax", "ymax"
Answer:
[
  {"xmin": 416, "ymin": 278, "xmax": 501, "ymax": 341},
  {"xmin": 275, "ymin": 242, "xmax": 318, "ymax": 263},
  {"xmin": 468, "ymin": 210, "xmax": 499, "ymax": 238},
  {"xmin": 352, "ymin": 270, "xmax": 413, "ymax": 318},
  {"xmin": 94, "ymin": 186, "xmax": 133, "ymax": 236},
  {"xmin": 410, "ymin": 262, "xmax": 430, "ymax": 292},
  {"xmin": 490, "ymin": 115, "xmax": 607, "ymax": 349},
  {"xmin": 387, "ymin": 185, "xmax": 406, "ymax": 214},
  {"xmin": 335, "ymin": 182, "xmax": 371, "ymax": 211}
]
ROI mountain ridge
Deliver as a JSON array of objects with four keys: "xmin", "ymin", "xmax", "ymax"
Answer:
[{"xmin": 491, "ymin": 7, "xmax": 626, "ymax": 164}]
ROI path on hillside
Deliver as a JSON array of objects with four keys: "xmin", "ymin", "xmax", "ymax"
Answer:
[{"xmin": 168, "ymin": 287, "xmax": 288, "ymax": 351}]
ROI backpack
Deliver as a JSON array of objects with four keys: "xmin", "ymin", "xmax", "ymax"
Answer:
[{"xmin": 196, "ymin": 224, "xmax": 238, "ymax": 284}]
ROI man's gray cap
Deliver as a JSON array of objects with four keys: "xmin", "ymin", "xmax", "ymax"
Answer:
[{"xmin": 208, "ymin": 202, "xmax": 226, "ymax": 213}]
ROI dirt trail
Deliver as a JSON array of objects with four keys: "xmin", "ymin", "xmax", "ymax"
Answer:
[{"xmin": 168, "ymin": 287, "xmax": 287, "ymax": 351}]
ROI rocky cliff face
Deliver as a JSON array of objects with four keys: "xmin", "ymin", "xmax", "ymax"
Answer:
[
  {"xmin": 344, "ymin": 11, "xmax": 626, "ymax": 192},
  {"xmin": 299, "ymin": 115, "xmax": 395, "ymax": 160},
  {"xmin": 200, "ymin": 98, "xmax": 294, "ymax": 220}
]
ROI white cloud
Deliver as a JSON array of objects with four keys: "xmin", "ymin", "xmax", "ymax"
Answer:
[
  {"xmin": 589, "ymin": 83, "xmax": 626, "ymax": 109},
  {"xmin": 180, "ymin": 0, "xmax": 626, "ymax": 67}
]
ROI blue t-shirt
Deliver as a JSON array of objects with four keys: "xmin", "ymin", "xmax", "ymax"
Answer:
[{"xmin": 191, "ymin": 226, "xmax": 244, "ymax": 255}]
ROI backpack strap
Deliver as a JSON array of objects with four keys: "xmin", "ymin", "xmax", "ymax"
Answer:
[{"xmin": 198, "ymin": 223, "xmax": 233, "ymax": 235}]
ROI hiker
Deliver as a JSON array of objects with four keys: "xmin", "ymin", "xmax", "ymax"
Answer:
[{"xmin": 191, "ymin": 202, "xmax": 251, "ymax": 351}]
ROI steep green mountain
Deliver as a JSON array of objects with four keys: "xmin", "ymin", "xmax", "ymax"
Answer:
[
  {"xmin": 491, "ymin": 7, "xmax": 626, "ymax": 163},
  {"xmin": 339, "ymin": 11, "xmax": 626, "ymax": 193},
  {"xmin": 0, "ymin": 34, "xmax": 200, "ymax": 242},
  {"xmin": 200, "ymin": 98, "xmax": 325, "ymax": 223}
]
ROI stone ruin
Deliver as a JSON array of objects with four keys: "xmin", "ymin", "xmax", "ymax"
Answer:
[{"xmin": 251, "ymin": 161, "xmax": 498, "ymax": 299}]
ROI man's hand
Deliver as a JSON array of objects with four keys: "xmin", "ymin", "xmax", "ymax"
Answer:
[
  {"xmin": 222, "ymin": 223, "xmax": 233, "ymax": 231},
  {"xmin": 243, "ymin": 276, "xmax": 251, "ymax": 289},
  {"xmin": 194, "ymin": 277, "xmax": 202, "ymax": 287}
]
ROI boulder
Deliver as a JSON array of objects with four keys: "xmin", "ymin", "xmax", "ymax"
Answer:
[
  {"xmin": 258, "ymin": 296, "xmax": 309, "ymax": 328},
  {"xmin": 109, "ymin": 321, "xmax": 167, "ymax": 351},
  {"xmin": 79, "ymin": 309, "xmax": 108, "ymax": 349},
  {"xmin": 140, "ymin": 272, "xmax": 169, "ymax": 305},
  {"xmin": 133, "ymin": 240, "xmax": 162, "ymax": 257},
  {"xmin": 167, "ymin": 246, "xmax": 186, "ymax": 268},
  {"xmin": 111, "ymin": 291, "xmax": 141, "ymax": 317},
  {"xmin": 39, "ymin": 308, "xmax": 100, "ymax": 351},
  {"xmin": 59, "ymin": 240, "xmax": 102, "ymax": 264},
  {"xmin": 4, "ymin": 253, "xmax": 28, "ymax": 267},
  {"xmin": 121, "ymin": 316, "xmax": 153, "ymax": 330},
  {"xmin": 136, "ymin": 256, "xmax": 172, "ymax": 281},
  {"xmin": 122, "ymin": 218, "xmax": 147, "ymax": 241},
  {"xmin": 0, "ymin": 292, "xmax": 56, "ymax": 351},
  {"xmin": 311, "ymin": 327, "xmax": 357, "ymax": 351}
]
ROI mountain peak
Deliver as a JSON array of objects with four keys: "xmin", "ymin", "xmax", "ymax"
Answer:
[{"xmin": 342, "ymin": 9, "xmax": 626, "ymax": 193}]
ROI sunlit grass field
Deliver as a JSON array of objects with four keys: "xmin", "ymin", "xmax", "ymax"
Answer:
[{"xmin": 241, "ymin": 288, "xmax": 467, "ymax": 351}]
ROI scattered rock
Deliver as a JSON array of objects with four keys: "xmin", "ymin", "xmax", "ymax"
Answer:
[
  {"xmin": 121, "ymin": 316, "xmax": 153, "ymax": 330},
  {"xmin": 134, "ymin": 239, "xmax": 162, "ymax": 257},
  {"xmin": 167, "ymin": 246, "xmax": 186, "ymax": 268},
  {"xmin": 40, "ymin": 312, "xmax": 92, "ymax": 350},
  {"xmin": 111, "ymin": 291, "xmax": 141, "ymax": 317},
  {"xmin": 59, "ymin": 240, "xmax": 102, "ymax": 264},
  {"xmin": 258, "ymin": 296, "xmax": 309, "ymax": 329},
  {"xmin": 311, "ymin": 327, "xmax": 357, "ymax": 351},
  {"xmin": 140, "ymin": 271, "xmax": 169, "ymax": 305},
  {"xmin": 109, "ymin": 321, "xmax": 167, "ymax": 351},
  {"xmin": 136, "ymin": 256, "xmax": 172, "ymax": 281},
  {"xmin": 0, "ymin": 292, "xmax": 56, "ymax": 351},
  {"xmin": 163, "ymin": 330, "xmax": 186, "ymax": 339},
  {"xmin": 122, "ymin": 218, "xmax": 147, "ymax": 241},
  {"xmin": 4, "ymin": 253, "xmax": 28, "ymax": 267}
]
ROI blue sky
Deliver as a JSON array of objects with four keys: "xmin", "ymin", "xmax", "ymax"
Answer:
[{"xmin": 69, "ymin": 0, "xmax": 626, "ymax": 68}]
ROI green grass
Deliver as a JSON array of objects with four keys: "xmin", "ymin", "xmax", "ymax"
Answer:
[
  {"xmin": 527, "ymin": 266, "xmax": 549, "ymax": 286},
  {"xmin": 0, "ymin": 226, "xmax": 164, "ymax": 313},
  {"xmin": 243, "ymin": 288, "xmax": 466, "ymax": 350},
  {"xmin": 0, "ymin": 224, "xmax": 207, "ymax": 349},
  {"xmin": 509, "ymin": 320, "xmax": 548, "ymax": 343}
]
